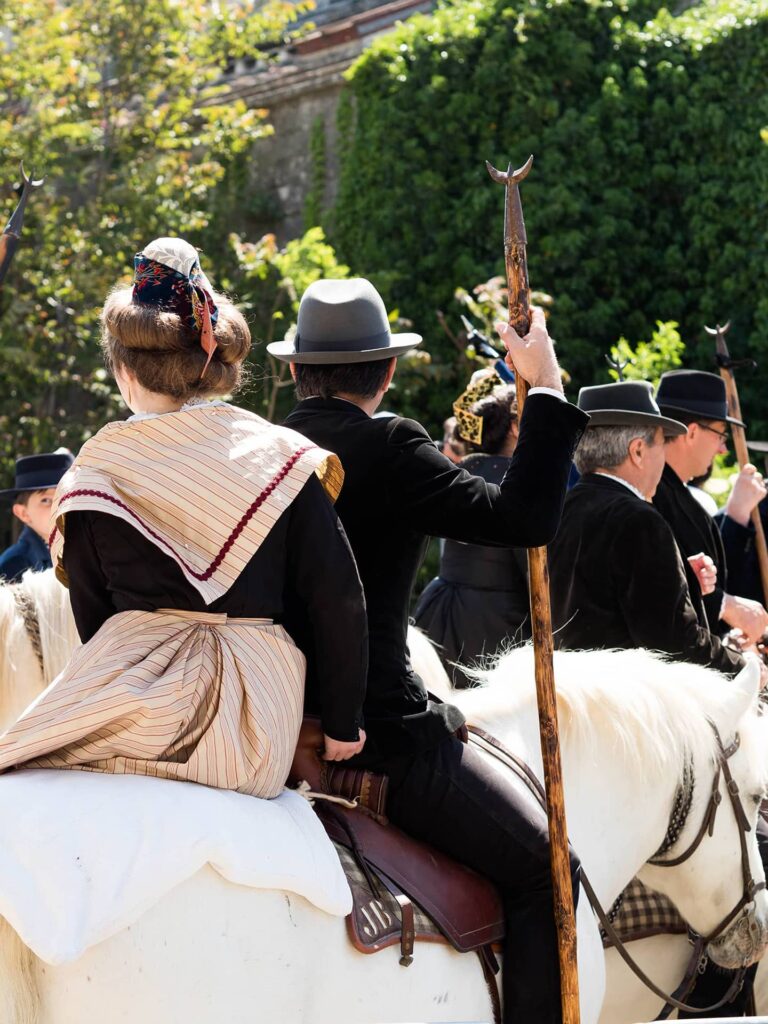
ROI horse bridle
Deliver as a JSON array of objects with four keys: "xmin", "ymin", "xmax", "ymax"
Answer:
[
  {"xmin": 468, "ymin": 720, "xmax": 765, "ymax": 1019},
  {"xmin": 648, "ymin": 720, "xmax": 765, "ymax": 948}
]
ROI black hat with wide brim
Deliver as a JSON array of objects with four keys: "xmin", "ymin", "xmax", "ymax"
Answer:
[
  {"xmin": 578, "ymin": 381, "xmax": 687, "ymax": 437},
  {"xmin": 267, "ymin": 278, "xmax": 422, "ymax": 365},
  {"xmin": 656, "ymin": 369, "xmax": 745, "ymax": 428},
  {"xmin": 0, "ymin": 452, "xmax": 74, "ymax": 502}
]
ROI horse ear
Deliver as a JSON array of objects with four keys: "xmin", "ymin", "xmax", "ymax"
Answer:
[{"xmin": 724, "ymin": 658, "xmax": 760, "ymax": 733}]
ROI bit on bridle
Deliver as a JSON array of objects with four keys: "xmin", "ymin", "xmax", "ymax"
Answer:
[{"xmin": 468, "ymin": 720, "xmax": 764, "ymax": 1018}]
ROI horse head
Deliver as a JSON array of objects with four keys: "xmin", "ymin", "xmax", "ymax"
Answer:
[
  {"xmin": 638, "ymin": 657, "xmax": 768, "ymax": 970},
  {"xmin": 413, "ymin": 640, "xmax": 768, "ymax": 975}
]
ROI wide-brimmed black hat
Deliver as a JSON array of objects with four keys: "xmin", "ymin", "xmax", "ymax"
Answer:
[
  {"xmin": 578, "ymin": 381, "xmax": 687, "ymax": 437},
  {"xmin": 0, "ymin": 452, "xmax": 74, "ymax": 502},
  {"xmin": 655, "ymin": 370, "xmax": 744, "ymax": 428},
  {"xmin": 267, "ymin": 278, "xmax": 422, "ymax": 365}
]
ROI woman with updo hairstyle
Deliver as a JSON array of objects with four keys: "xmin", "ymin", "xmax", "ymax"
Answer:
[
  {"xmin": 0, "ymin": 238, "xmax": 368, "ymax": 792},
  {"xmin": 414, "ymin": 377, "xmax": 531, "ymax": 687}
]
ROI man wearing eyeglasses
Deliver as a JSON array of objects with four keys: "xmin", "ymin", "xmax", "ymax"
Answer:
[{"xmin": 653, "ymin": 369, "xmax": 768, "ymax": 646}]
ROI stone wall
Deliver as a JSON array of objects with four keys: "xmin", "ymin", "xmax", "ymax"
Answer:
[{"xmin": 224, "ymin": 0, "xmax": 433, "ymax": 241}]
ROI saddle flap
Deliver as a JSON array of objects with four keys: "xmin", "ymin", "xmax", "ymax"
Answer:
[
  {"xmin": 318, "ymin": 801, "xmax": 504, "ymax": 953},
  {"xmin": 289, "ymin": 717, "xmax": 504, "ymax": 953}
]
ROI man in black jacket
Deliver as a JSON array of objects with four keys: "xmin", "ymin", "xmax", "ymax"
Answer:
[
  {"xmin": 271, "ymin": 277, "xmax": 587, "ymax": 1024},
  {"xmin": 549, "ymin": 380, "xmax": 746, "ymax": 678},
  {"xmin": 550, "ymin": 379, "xmax": 766, "ymax": 1017},
  {"xmin": 653, "ymin": 369, "xmax": 768, "ymax": 644}
]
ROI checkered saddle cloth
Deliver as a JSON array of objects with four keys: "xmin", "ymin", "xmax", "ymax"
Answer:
[
  {"xmin": 339, "ymin": 852, "xmax": 687, "ymax": 954},
  {"xmin": 602, "ymin": 877, "xmax": 687, "ymax": 948}
]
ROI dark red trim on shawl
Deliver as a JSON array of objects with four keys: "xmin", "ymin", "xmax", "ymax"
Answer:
[{"xmin": 49, "ymin": 446, "xmax": 314, "ymax": 580}]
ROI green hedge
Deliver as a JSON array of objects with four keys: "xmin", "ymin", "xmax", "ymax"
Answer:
[{"xmin": 333, "ymin": 0, "xmax": 768, "ymax": 432}]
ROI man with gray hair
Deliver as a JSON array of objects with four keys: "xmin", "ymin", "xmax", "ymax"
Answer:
[{"xmin": 549, "ymin": 380, "xmax": 745, "ymax": 676}]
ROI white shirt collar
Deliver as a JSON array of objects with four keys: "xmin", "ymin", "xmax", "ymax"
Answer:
[
  {"xmin": 595, "ymin": 471, "xmax": 648, "ymax": 503},
  {"xmin": 128, "ymin": 399, "xmax": 225, "ymax": 422}
]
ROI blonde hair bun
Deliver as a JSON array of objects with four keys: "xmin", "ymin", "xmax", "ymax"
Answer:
[{"xmin": 101, "ymin": 287, "xmax": 251, "ymax": 400}]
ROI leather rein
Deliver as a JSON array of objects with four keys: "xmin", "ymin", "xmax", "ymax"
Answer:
[{"xmin": 468, "ymin": 721, "xmax": 764, "ymax": 1018}]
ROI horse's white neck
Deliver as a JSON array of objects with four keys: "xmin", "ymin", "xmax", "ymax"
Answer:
[{"xmin": 475, "ymin": 703, "xmax": 677, "ymax": 909}]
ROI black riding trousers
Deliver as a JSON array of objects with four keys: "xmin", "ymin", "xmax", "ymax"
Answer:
[{"xmin": 385, "ymin": 736, "xmax": 580, "ymax": 1024}]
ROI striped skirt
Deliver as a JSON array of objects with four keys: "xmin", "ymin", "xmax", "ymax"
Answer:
[{"xmin": 0, "ymin": 609, "xmax": 306, "ymax": 798}]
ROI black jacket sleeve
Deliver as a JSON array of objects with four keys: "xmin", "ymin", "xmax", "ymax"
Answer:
[
  {"xmin": 717, "ymin": 512, "xmax": 758, "ymax": 602},
  {"xmin": 384, "ymin": 393, "xmax": 587, "ymax": 547},
  {"xmin": 61, "ymin": 510, "xmax": 118, "ymax": 643},
  {"xmin": 285, "ymin": 475, "xmax": 368, "ymax": 742},
  {"xmin": 615, "ymin": 505, "xmax": 744, "ymax": 677}
]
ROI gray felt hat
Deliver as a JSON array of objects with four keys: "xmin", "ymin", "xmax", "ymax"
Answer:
[
  {"xmin": 578, "ymin": 381, "xmax": 687, "ymax": 437},
  {"xmin": 267, "ymin": 278, "xmax": 422, "ymax": 364}
]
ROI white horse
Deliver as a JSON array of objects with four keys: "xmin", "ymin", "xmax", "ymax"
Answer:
[
  {"xmin": 409, "ymin": 627, "xmax": 768, "ymax": 1021},
  {"xmin": 1, "ymin": 630, "xmax": 767, "ymax": 1023},
  {"xmin": 0, "ymin": 570, "xmax": 79, "ymax": 732}
]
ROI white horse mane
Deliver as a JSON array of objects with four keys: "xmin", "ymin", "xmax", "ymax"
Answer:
[
  {"xmin": 456, "ymin": 645, "xmax": 768, "ymax": 786},
  {"xmin": 17, "ymin": 569, "xmax": 80, "ymax": 680},
  {"xmin": 0, "ymin": 569, "xmax": 79, "ymax": 734}
]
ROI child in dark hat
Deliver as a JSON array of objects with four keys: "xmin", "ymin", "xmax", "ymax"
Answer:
[{"xmin": 0, "ymin": 451, "xmax": 74, "ymax": 583}]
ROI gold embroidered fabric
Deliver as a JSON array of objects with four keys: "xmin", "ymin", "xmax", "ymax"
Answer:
[{"xmin": 452, "ymin": 371, "xmax": 504, "ymax": 445}]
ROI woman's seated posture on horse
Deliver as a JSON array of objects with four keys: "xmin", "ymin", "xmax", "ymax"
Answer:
[
  {"xmin": 0, "ymin": 238, "xmax": 368, "ymax": 793},
  {"xmin": 414, "ymin": 376, "xmax": 531, "ymax": 687}
]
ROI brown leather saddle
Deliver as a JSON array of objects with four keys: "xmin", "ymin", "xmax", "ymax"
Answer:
[{"xmin": 289, "ymin": 719, "xmax": 504, "ymax": 967}]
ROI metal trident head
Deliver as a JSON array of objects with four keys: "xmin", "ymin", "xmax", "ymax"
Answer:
[
  {"xmin": 4, "ymin": 163, "xmax": 45, "ymax": 239},
  {"xmin": 706, "ymin": 320, "xmax": 756, "ymax": 372},
  {"xmin": 605, "ymin": 352, "xmax": 631, "ymax": 382},
  {"xmin": 486, "ymin": 155, "xmax": 533, "ymax": 248},
  {"xmin": 705, "ymin": 320, "xmax": 732, "ymax": 360},
  {"xmin": 0, "ymin": 162, "xmax": 45, "ymax": 290}
]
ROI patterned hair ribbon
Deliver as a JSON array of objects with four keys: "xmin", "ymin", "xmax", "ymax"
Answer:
[
  {"xmin": 132, "ymin": 238, "xmax": 219, "ymax": 379},
  {"xmin": 452, "ymin": 370, "xmax": 502, "ymax": 445}
]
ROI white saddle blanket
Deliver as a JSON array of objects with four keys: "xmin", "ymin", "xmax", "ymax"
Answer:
[{"xmin": 0, "ymin": 769, "xmax": 351, "ymax": 964}]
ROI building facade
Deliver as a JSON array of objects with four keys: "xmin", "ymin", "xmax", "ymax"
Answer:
[{"xmin": 224, "ymin": 0, "xmax": 433, "ymax": 240}]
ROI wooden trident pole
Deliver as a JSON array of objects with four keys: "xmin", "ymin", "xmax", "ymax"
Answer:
[
  {"xmin": 487, "ymin": 155, "xmax": 580, "ymax": 1024},
  {"xmin": 709, "ymin": 321, "xmax": 768, "ymax": 607}
]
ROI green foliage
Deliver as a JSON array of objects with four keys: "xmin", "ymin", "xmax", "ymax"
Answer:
[
  {"xmin": 0, "ymin": 0, "xmax": 307, "ymax": 482},
  {"xmin": 702, "ymin": 453, "xmax": 738, "ymax": 509},
  {"xmin": 608, "ymin": 320, "xmax": 685, "ymax": 389},
  {"xmin": 303, "ymin": 117, "xmax": 328, "ymax": 230},
  {"xmin": 333, "ymin": 0, "xmax": 768, "ymax": 435},
  {"xmin": 221, "ymin": 227, "xmax": 350, "ymax": 422}
]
